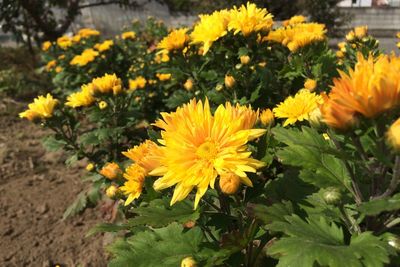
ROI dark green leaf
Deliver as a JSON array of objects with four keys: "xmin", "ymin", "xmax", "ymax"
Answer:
[{"xmin": 358, "ymin": 194, "xmax": 400, "ymax": 216}]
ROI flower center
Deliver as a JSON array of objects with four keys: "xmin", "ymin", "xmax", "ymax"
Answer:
[{"xmin": 196, "ymin": 141, "xmax": 218, "ymax": 161}]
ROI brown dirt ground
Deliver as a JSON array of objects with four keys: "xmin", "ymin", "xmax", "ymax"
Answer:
[{"xmin": 0, "ymin": 98, "xmax": 108, "ymax": 267}]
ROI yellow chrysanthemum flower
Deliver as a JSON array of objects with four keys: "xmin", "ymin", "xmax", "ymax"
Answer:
[
  {"xmin": 273, "ymin": 89, "xmax": 323, "ymax": 126},
  {"xmin": 57, "ymin": 36, "xmax": 72, "ymax": 49},
  {"xmin": 70, "ymin": 48, "xmax": 99, "ymax": 66},
  {"xmin": 320, "ymin": 93, "xmax": 356, "ymax": 130},
  {"xmin": 282, "ymin": 15, "xmax": 306, "ymax": 27},
  {"xmin": 42, "ymin": 41, "xmax": 52, "ymax": 51},
  {"xmin": 94, "ymin": 40, "xmax": 114, "ymax": 52},
  {"xmin": 156, "ymin": 73, "xmax": 172, "ymax": 81},
  {"xmin": 260, "ymin": 108, "xmax": 274, "ymax": 126},
  {"xmin": 154, "ymin": 52, "xmax": 170, "ymax": 63},
  {"xmin": 265, "ymin": 23, "xmax": 326, "ymax": 52},
  {"xmin": 326, "ymin": 54, "xmax": 400, "ymax": 119},
  {"xmin": 72, "ymin": 34, "xmax": 81, "ymax": 43},
  {"xmin": 228, "ymin": 2, "xmax": 274, "ymax": 36},
  {"xmin": 149, "ymin": 98, "xmax": 266, "ymax": 209},
  {"xmin": 129, "ymin": 76, "xmax": 147, "ymax": 91},
  {"xmin": 19, "ymin": 94, "xmax": 58, "ymax": 121},
  {"xmin": 157, "ymin": 28, "xmax": 189, "ymax": 54},
  {"xmin": 46, "ymin": 60, "xmax": 57, "ymax": 71},
  {"xmin": 121, "ymin": 140, "xmax": 163, "ymax": 205},
  {"xmin": 304, "ymin": 78, "xmax": 317, "ymax": 91},
  {"xmin": 91, "ymin": 73, "xmax": 122, "ymax": 95},
  {"xmin": 191, "ymin": 10, "xmax": 231, "ymax": 55},
  {"xmin": 66, "ymin": 84, "xmax": 95, "ymax": 108},
  {"xmin": 121, "ymin": 31, "xmax": 136, "ymax": 40},
  {"xmin": 77, "ymin": 28, "xmax": 100, "ymax": 38},
  {"xmin": 100, "ymin": 162, "xmax": 122, "ymax": 180}
]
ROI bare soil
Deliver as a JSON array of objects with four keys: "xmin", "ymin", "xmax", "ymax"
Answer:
[{"xmin": 0, "ymin": 98, "xmax": 108, "ymax": 267}]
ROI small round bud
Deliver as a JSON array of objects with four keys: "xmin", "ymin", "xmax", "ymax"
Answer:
[
  {"xmin": 304, "ymin": 79, "xmax": 317, "ymax": 92},
  {"xmin": 181, "ymin": 257, "xmax": 197, "ymax": 267},
  {"xmin": 224, "ymin": 75, "xmax": 236, "ymax": 89},
  {"xmin": 240, "ymin": 55, "xmax": 251, "ymax": 65},
  {"xmin": 99, "ymin": 101, "xmax": 108, "ymax": 109},
  {"xmin": 183, "ymin": 220, "xmax": 196, "ymax": 228},
  {"xmin": 260, "ymin": 109, "xmax": 274, "ymax": 127},
  {"xmin": 308, "ymin": 108, "xmax": 323, "ymax": 129},
  {"xmin": 387, "ymin": 118, "xmax": 400, "ymax": 152},
  {"xmin": 106, "ymin": 185, "xmax": 118, "ymax": 198},
  {"xmin": 184, "ymin": 79, "xmax": 194, "ymax": 91},
  {"xmin": 323, "ymin": 187, "xmax": 342, "ymax": 205},
  {"xmin": 215, "ymin": 84, "xmax": 224, "ymax": 91},
  {"xmin": 86, "ymin": 163, "xmax": 95, "ymax": 172},
  {"xmin": 219, "ymin": 173, "xmax": 241, "ymax": 195},
  {"xmin": 386, "ymin": 235, "xmax": 400, "ymax": 251}
]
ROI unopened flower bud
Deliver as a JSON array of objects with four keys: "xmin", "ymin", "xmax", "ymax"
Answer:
[
  {"xmin": 86, "ymin": 163, "xmax": 95, "ymax": 172},
  {"xmin": 309, "ymin": 108, "xmax": 323, "ymax": 129},
  {"xmin": 183, "ymin": 220, "xmax": 196, "ymax": 228},
  {"xmin": 304, "ymin": 79, "xmax": 317, "ymax": 92},
  {"xmin": 215, "ymin": 84, "xmax": 224, "ymax": 91},
  {"xmin": 106, "ymin": 185, "xmax": 118, "ymax": 198},
  {"xmin": 323, "ymin": 187, "xmax": 342, "ymax": 205},
  {"xmin": 224, "ymin": 75, "xmax": 236, "ymax": 89},
  {"xmin": 100, "ymin": 162, "xmax": 122, "ymax": 180},
  {"xmin": 219, "ymin": 173, "xmax": 241, "ymax": 195},
  {"xmin": 386, "ymin": 235, "xmax": 400, "ymax": 251},
  {"xmin": 99, "ymin": 101, "xmax": 108, "ymax": 109},
  {"xmin": 184, "ymin": 79, "xmax": 194, "ymax": 91},
  {"xmin": 240, "ymin": 55, "xmax": 251, "ymax": 65},
  {"xmin": 387, "ymin": 118, "xmax": 400, "ymax": 152},
  {"xmin": 181, "ymin": 257, "xmax": 197, "ymax": 267},
  {"xmin": 260, "ymin": 109, "xmax": 274, "ymax": 127}
]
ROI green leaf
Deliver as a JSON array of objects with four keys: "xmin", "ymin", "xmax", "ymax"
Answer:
[
  {"xmin": 165, "ymin": 90, "xmax": 191, "ymax": 109},
  {"xmin": 127, "ymin": 199, "xmax": 200, "ymax": 228},
  {"xmin": 86, "ymin": 223, "xmax": 129, "ymax": 237},
  {"xmin": 273, "ymin": 126, "xmax": 352, "ymax": 191},
  {"xmin": 253, "ymin": 201, "xmax": 294, "ymax": 225},
  {"xmin": 108, "ymin": 223, "xmax": 203, "ymax": 267},
  {"xmin": 267, "ymin": 215, "xmax": 390, "ymax": 267},
  {"xmin": 80, "ymin": 131, "xmax": 99, "ymax": 146},
  {"xmin": 358, "ymin": 194, "xmax": 400, "ymax": 216},
  {"xmin": 63, "ymin": 192, "xmax": 87, "ymax": 220},
  {"xmin": 42, "ymin": 136, "xmax": 66, "ymax": 151}
]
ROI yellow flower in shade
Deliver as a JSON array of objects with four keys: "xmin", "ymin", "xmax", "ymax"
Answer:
[
  {"xmin": 354, "ymin": 26, "xmax": 368, "ymax": 39},
  {"xmin": 106, "ymin": 185, "xmax": 119, "ymax": 198},
  {"xmin": 157, "ymin": 28, "xmax": 189, "ymax": 54},
  {"xmin": 42, "ymin": 41, "xmax": 52, "ymax": 51},
  {"xmin": 273, "ymin": 89, "xmax": 323, "ymax": 126},
  {"xmin": 304, "ymin": 78, "xmax": 317, "ymax": 92},
  {"xmin": 224, "ymin": 75, "xmax": 236, "ymax": 88},
  {"xmin": 58, "ymin": 54, "xmax": 66, "ymax": 60},
  {"xmin": 387, "ymin": 118, "xmax": 400, "ymax": 151},
  {"xmin": 46, "ymin": 60, "xmax": 57, "ymax": 71},
  {"xmin": 191, "ymin": 10, "xmax": 231, "ymax": 55},
  {"xmin": 86, "ymin": 163, "xmax": 95, "ymax": 171},
  {"xmin": 121, "ymin": 31, "xmax": 136, "ymax": 40},
  {"xmin": 156, "ymin": 73, "xmax": 172, "ymax": 81},
  {"xmin": 219, "ymin": 173, "xmax": 241, "ymax": 195},
  {"xmin": 154, "ymin": 52, "xmax": 170, "ymax": 63},
  {"xmin": 57, "ymin": 36, "xmax": 72, "ymax": 49},
  {"xmin": 77, "ymin": 28, "xmax": 100, "ymax": 38},
  {"xmin": 121, "ymin": 140, "xmax": 163, "ymax": 205},
  {"xmin": 129, "ymin": 76, "xmax": 147, "ymax": 91},
  {"xmin": 19, "ymin": 94, "xmax": 58, "ymax": 121},
  {"xmin": 66, "ymin": 84, "xmax": 95, "ymax": 108},
  {"xmin": 91, "ymin": 73, "xmax": 122, "ymax": 95},
  {"xmin": 326, "ymin": 54, "xmax": 400, "ymax": 118},
  {"xmin": 149, "ymin": 99, "xmax": 266, "ymax": 208},
  {"xmin": 346, "ymin": 31, "xmax": 355, "ymax": 41},
  {"xmin": 397, "ymin": 32, "xmax": 400, "ymax": 39},
  {"xmin": 181, "ymin": 257, "xmax": 197, "ymax": 267},
  {"xmin": 228, "ymin": 2, "xmax": 274, "ymax": 36},
  {"xmin": 240, "ymin": 55, "xmax": 251, "ymax": 65},
  {"xmin": 55, "ymin": 66, "xmax": 63, "ymax": 73},
  {"xmin": 265, "ymin": 23, "xmax": 326, "ymax": 52},
  {"xmin": 397, "ymin": 42, "xmax": 400, "ymax": 49},
  {"xmin": 70, "ymin": 48, "xmax": 99, "ymax": 66},
  {"xmin": 336, "ymin": 50, "xmax": 345, "ymax": 58},
  {"xmin": 338, "ymin": 41, "xmax": 346, "ymax": 52},
  {"xmin": 94, "ymin": 40, "xmax": 114, "ymax": 52},
  {"xmin": 282, "ymin": 15, "xmax": 306, "ymax": 27},
  {"xmin": 184, "ymin": 78, "xmax": 194, "ymax": 91},
  {"xmin": 260, "ymin": 108, "xmax": 274, "ymax": 126},
  {"xmin": 99, "ymin": 101, "xmax": 108, "ymax": 109},
  {"xmin": 100, "ymin": 162, "xmax": 122, "ymax": 180}
]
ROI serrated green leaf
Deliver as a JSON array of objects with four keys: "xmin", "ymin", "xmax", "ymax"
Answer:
[
  {"xmin": 165, "ymin": 90, "xmax": 191, "ymax": 109},
  {"xmin": 253, "ymin": 201, "xmax": 294, "ymax": 225},
  {"xmin": 42, "ymin": 136, "xmax": 66, "ymax": 151},
  {"xmin": 80, "ymin": 131, "xmax": 99, "ymax": 146},
  {"xmin": 127, "ymin": 199, "xmax": 200, "ymax": 228},
  {"xmin": 108, "ymin": 223, "xmax": 203, "ymax": 267},
  {"xmin": 86, "ymin": 223, "xmax": 129, "ymax": 237},
  {"xmin": 358, "ymin": 194, "xmax": 400, "ymax": 216},
  {"xmin": 63, "ymin": 192, "xmax": 87, "ymax": 220},
  {"xmin": 268, "ymin": 215, "xmax": 390, "ymax": 267}
]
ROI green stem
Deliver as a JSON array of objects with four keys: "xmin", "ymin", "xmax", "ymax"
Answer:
[
  {"xmin": 379, "ymin": 156, "xmax": 400, "ymax": 198},
  {"xmin": 339, "ymin": 205, "xmax": 361, "ymax": 234}
]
